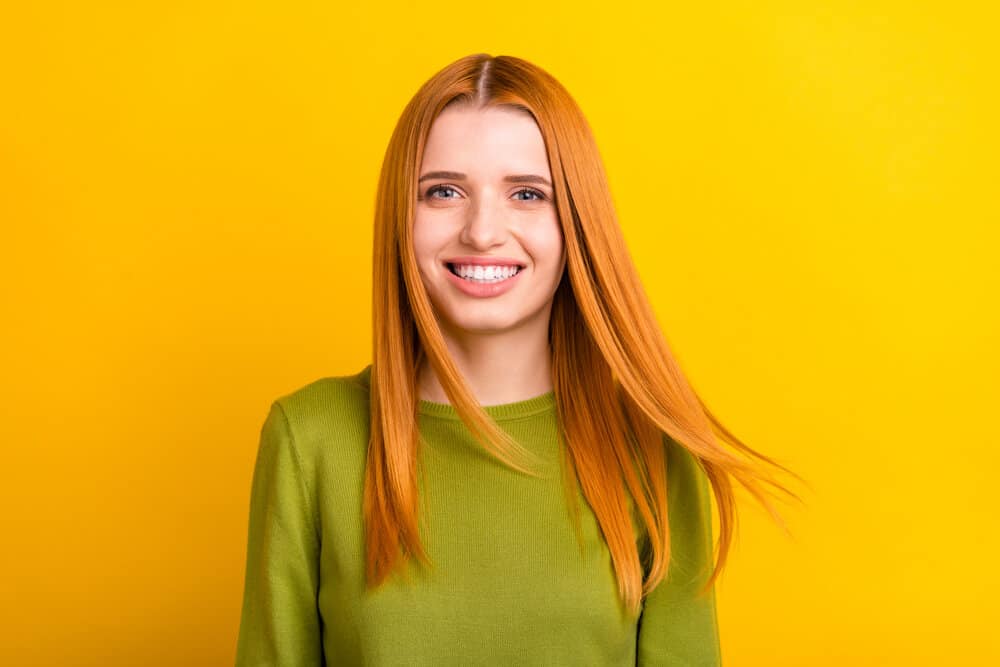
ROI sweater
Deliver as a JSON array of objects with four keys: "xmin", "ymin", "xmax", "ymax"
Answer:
[{"xmin": 235, "ymin": 364, "xmax": 722, "ymax": 666}]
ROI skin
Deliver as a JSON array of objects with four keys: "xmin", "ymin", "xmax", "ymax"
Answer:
[{"xmin": 412, "ymin": 104, "xmax": 567, "ymax": 406}]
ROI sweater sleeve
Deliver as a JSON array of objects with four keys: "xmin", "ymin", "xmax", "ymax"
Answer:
[
  {"xmin": 636, "ymin": 438, "xmax": 723, "ymax": 666},
  {"xmin": 235, "ymin": 401, "xmax": 323, "ymax": 667}
]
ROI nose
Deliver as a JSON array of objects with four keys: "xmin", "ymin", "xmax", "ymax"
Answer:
[{"xmin": 459, "ymin": 196, "xmax": 507, "ymax": 249}]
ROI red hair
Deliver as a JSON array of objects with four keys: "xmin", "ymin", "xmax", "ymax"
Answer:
[{"xmin": 366, "ymin": 53, "xmax": 805, "ymax": 617}]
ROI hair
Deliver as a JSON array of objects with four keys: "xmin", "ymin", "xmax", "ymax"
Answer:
[{"xmin": 366, "ymin": 53, "xmax": 806, "ymax": 618}]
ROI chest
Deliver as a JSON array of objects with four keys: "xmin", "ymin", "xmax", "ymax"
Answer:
[{"xmin": 315, "ymin": 429, "xmax": 641, "ymax": 664}]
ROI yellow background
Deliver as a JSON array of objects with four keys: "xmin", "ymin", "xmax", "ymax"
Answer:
[{"xmin": 2, "ymin": 1, "xmax": 996, "ymax": 665}]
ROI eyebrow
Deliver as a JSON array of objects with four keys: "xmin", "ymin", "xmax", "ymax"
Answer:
[{"xmin": 417, "ymin": 170, "xmax": 553, "ymax": 188}]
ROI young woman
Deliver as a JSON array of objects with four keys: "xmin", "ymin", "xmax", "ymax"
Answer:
[{"xmin": 236, "ymin": 53, "xmax": 801, "ymax": 666}]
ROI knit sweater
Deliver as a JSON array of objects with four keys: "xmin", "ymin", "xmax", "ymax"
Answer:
[{"xmin": 235, "ymin": 365, "xmax": 722, "ymax": 666}]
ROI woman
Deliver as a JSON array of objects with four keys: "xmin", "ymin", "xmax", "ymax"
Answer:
[{"xmin": 235, "ymin": 53, "xmax": 801, "ymax": 666}]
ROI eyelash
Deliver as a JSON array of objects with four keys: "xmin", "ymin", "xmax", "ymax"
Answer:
[{"xmin": 423, "ymin": 185, "xmax": 547, "ymax": 202}]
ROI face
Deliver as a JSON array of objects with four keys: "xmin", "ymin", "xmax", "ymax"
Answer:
[{"xmin": 412, "ymin": 104, "xmax": 566, "ymax": 339}]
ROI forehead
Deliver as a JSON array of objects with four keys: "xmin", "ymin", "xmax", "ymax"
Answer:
[{"xmin": 420, "ymin": 105, "xmax": 551, "ymax": 176}]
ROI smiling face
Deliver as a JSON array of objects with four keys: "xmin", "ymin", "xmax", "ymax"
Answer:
[{"xmin": 412, "ymin": 104, "xmax": 566, "ymax": 340}]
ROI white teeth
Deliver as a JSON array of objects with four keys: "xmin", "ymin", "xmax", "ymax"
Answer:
[{"xmin": 450, "ymin": 263, "xmax": 521, "ymax": 283}]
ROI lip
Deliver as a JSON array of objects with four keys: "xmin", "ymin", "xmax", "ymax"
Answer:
[
  {"xmin": 444, "ymin": 262, "xmax": 524, "ymax": 298},
  {"xmin": 443, "ymin": 256, "xmax": 526, "ymax": 268}
]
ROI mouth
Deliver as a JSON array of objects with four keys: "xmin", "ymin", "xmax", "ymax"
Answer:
[{"xmin": 445, "ymin": 262, "xmax": 526, "ymax": 284}]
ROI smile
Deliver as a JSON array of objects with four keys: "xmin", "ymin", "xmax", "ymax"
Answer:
[
  {"xmin": 447, "ymin": 263, "xmax": 522, "ymax": 283},
  {"xmin": 443, "ymin": 262, "xmax": 526, "ymax": 298}
]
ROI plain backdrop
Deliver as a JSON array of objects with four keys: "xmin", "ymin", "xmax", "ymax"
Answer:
[{"xmin": 1, "ymin": 1, "xmax": 997, "ymax": 665}]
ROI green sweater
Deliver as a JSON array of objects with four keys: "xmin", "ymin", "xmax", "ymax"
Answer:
[{"xmin": 235, "ymin": 365, "xmax": 722, "ymax": 666}]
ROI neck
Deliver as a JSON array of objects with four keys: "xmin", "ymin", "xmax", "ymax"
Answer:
[{"xmin": 416, "ymin": 322, "xmax": 554, "ymax": 407}]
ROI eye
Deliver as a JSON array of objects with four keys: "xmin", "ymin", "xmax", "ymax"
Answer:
[
  {"xmin": 422, "ymin": 185, "xmax": 548, "ymax": 202},
  {"xmin": 425, "ymin": 184, "xmax": 460, "ymax": 200},
  {"xmin": 513, "ymin": 187, "xmax": 547, "ymax": 202}
]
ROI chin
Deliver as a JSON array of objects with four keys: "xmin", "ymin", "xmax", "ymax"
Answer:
[
  {"xmin": 447, "ymin": 318, "xmax": 522, "ymax": 335},
  {"xmin": 435, "ymin": 308, "xmax": 523, "ymax": 334}
]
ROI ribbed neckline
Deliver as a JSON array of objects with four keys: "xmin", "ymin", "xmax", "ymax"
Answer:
[
  {"xmin": 418, "ymin": 389, "xmax": 556, "ymax": 421},
  {"xmin": 355, "ymin": 364, "xmax": 557, "ymax": 421}
]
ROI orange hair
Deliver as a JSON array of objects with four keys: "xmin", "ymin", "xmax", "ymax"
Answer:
[{"xmin": 366, "ymin": 53, "xmax": 805, "ymax": 617}]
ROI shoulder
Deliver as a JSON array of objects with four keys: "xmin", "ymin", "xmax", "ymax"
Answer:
[
  {"xmin": 274, "ymin": 364, "xmax": 370, "ymax": 426},
  {"xmin": 269, "ymin": 364, "xmax": 372, "ymax": 468}
]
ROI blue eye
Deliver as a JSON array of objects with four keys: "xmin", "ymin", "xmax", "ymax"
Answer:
[
  {"xmin": 426, "ymin": 185, "xmax": 459, "ymax": 199},
  {"xmin": 422, "ymin": 185, "xmax": 548, "ymax": 201},
  {"xmin": 514, "ymin": 188, "xmax": 546, "ymax": 201}
]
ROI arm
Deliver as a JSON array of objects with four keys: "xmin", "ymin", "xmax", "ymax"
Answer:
[
  {"xmin": 235, "ymin": 401, "xmax": 323, "ymax": 666},
  {"xmin": 636, "ymin": 438, "xmax": 723, "ymax": 666}
]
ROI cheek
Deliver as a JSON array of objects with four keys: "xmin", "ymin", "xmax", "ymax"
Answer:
[
  {"xmin": 410, "ymin": 217, "xmax": 445, "ymax": 264},
  {"xmin": 529, "ymin": 218, "xmax": 564, "ymax": 270}
]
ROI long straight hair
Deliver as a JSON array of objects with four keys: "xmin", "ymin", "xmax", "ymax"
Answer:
[{"xmin": 366, "ymin": 53, "xmax": 804, "ymax": 618}]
